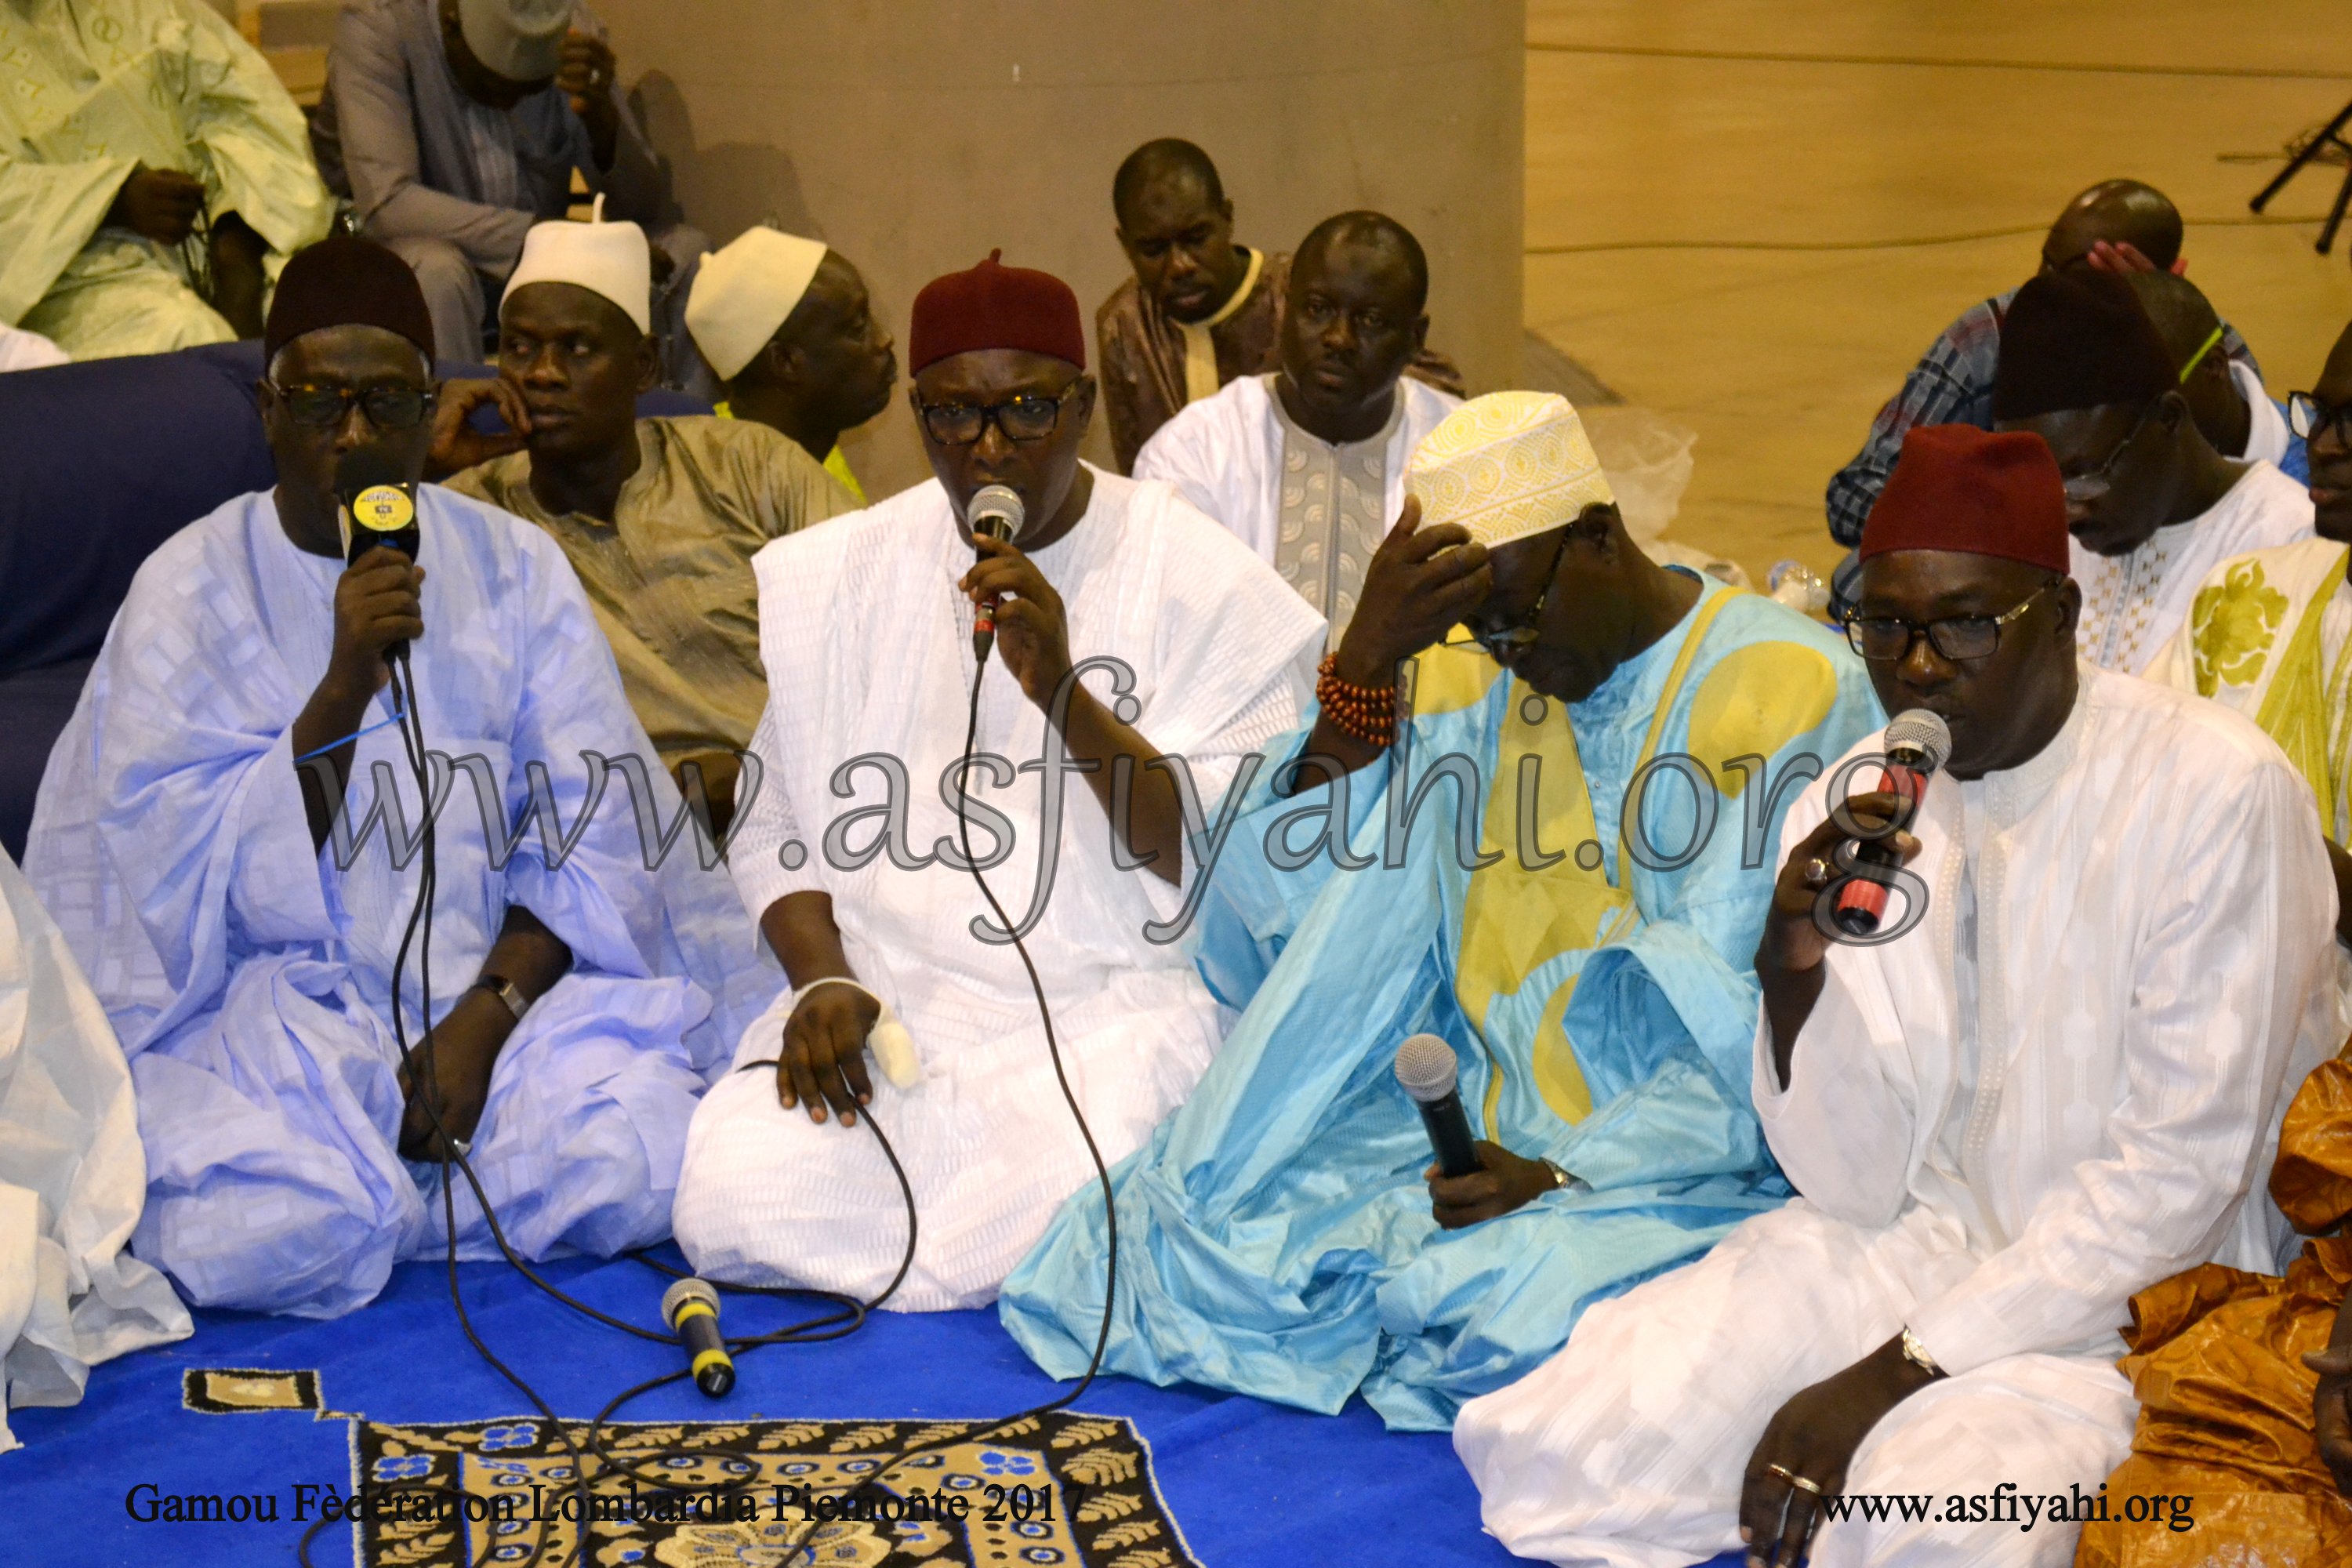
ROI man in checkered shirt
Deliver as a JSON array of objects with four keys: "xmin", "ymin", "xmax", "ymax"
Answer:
[{"xmin": 1825, "ymin": 179, "xmax": 2258, "ymax": 548}]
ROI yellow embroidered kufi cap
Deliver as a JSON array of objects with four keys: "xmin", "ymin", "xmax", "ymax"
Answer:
[{"xmin": 1406, "ymin": 390, "xmax": 1615, "ymax": 548}]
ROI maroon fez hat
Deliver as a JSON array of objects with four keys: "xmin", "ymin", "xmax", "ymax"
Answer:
[
  {"xmin": 908, "ymin": 250, "xmax": 1085, "ymax": 374},
  {"xmin": 263, "ymin": 235, "xmax": 437, "ymax": 366},
  {"xmin": 1860, "ymin": 423, "xmax": 2071, "ymax": 575}
]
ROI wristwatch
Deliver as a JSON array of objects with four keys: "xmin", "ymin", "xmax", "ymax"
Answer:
[
  {"xmin": 1899, "ymin": 1325, "xmax": 1947, "ymax": 1380},
  {"xmin": 474, "ymin": 972, "xmax": 532, "ymax": 1025},
  {"xmin": 1539, "ymin": 1157, "xmax": 1573, "ymax": 1191}
]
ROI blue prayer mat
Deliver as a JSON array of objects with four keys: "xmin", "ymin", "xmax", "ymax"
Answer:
[{"xmin": 13, "ymin": 1247, "xmax": 1742, "ymax": 1566}]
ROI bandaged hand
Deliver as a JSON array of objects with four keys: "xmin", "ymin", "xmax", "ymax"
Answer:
[{"xmin": 778, "ymin": 980, "xmax": 880, "ymax": 1128}]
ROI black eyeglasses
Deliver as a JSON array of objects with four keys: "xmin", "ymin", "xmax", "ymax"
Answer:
[
  {"xmin": 2288, "ymin": 392, "xmax": 2352, "ymax": 446},
  {"xmin": 1845, "ymin": 580, "xmax": 2058, "ymax": 663},
  {"xmin": 2060, "ymin": 404, "xmax": 2155, "ymax": 503},
  {"xmin": 915, "ymin": 384, "xmax": 1079, "ymax": 447},
  {"xmin": 267, "ymin": 381, "xmax": 436, "ymax": 431},
  {"xmin": 1441, "ymin": 528, "xmax": 1573, "ymax": 655}
]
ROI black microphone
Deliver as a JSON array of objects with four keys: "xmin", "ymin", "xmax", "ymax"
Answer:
[
  {"xmin": 334, "ymin": 448, "xmax": 422, "ymax": 664},
  {"xmin": 1395, "ymin": 1033, "xmax": 1480, "ymax": 1179},
  {"xmin": 1830, "ymin": 708, "xmax": 1953, "ymax": 936},
  {"xmin": 661, "ymin": 1277, "xmax": 735, "ymax": 1397},
  {"xmin": 967, "ymin": 483, "xmax": 1024, "ymax": 662}
]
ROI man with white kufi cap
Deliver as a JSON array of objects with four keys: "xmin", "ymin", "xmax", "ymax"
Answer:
[
  {"xmin": 440, "ymin": 212, "xmax": 855, "ymax": 831},
  {"xmin": 313, "ymin": 0, "xmax": 707, "ymax": 383},
  {"xmin": 686, "ymin": 227, "xmax": 898, "ymax": 506},
  {"xmin": 1002, "ymin": 391, "xmax": 1882, "ymax": 1431}
]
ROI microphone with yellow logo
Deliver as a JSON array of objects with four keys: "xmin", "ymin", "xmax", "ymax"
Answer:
[
  {"xmin": 661, "ymin": 1277, "xmax": 735, "ymax": 1397},
  {"xmin": 334, "ymin": 448, "xmax": 423, "ymax": 662}
]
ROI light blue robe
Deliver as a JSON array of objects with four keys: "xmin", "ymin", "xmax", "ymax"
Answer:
[
  {"xmin": 1000, "ymin": 579, "xmax": 1884, "ymax": 1428},
  {"xmin": 24, "ymin": 487, "xmax": 770, "ymax": 1318}
]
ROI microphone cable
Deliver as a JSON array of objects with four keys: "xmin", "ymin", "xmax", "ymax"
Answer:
[
  {"xmin": 294, "ymin": 652, "xmax": 892, "ymax": 1568},
  {"xmin": 758, "ymin": 617, "xmax": 1125, "ymax": 1568},
  {"xmin": 296, "ymin": 565, "xmax": 1121, "ymax": 1567},
  {"xmin": 296, "ymin": 649, "xmax": 585, "ymax": 1568}
]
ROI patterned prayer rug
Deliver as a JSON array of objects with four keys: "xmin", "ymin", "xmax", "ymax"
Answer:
[{"xmin": 185, "ymin": 1372, "xmax": 1197, "ymax": 1568}]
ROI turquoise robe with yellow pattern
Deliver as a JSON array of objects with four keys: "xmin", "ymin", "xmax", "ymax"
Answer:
[{"xmin": 1000, "ymin": 577, "xmax": 1884, "ymax": 1429}]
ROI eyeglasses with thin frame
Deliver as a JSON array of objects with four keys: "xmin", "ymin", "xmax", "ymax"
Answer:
[
  {"xmin": 2288, "ymin": 391, "xmax": 2352, "ymax": 447},
  {"xmin": 1441, "ymin": 528, "xmax": 1573, "ymax": 654},
  {"xmin": 1844, "ymin": 580, "xmax": 2060, "ymax": 663},
  {"xmin": 914, "ymin": 383, "xmax": 1080, "ymax": 447},
  {"xmin": 267, "ymin": 380, "xmax": 437, "ymax": 431},
  {"xmin": 1294, "ymin": 292, "xmax": 1406, "ymax": 339},
  {"xmin": 2060, "ymin": 404, "xmax": 2157, "ymax": 503}
]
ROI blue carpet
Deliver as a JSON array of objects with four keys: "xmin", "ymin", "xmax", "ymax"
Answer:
[{"xmin": 12, "ymin": 1247, "xmax": 1744, "ymax": 1567}]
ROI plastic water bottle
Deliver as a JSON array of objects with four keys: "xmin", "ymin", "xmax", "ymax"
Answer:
[{"xmin": 1768, "ymin": 561, "xmax": 1829, "ymax": 616}]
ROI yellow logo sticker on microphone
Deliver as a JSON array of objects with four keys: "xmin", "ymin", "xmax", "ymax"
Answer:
[{"xmin": 351, "ymin": 485, "xmax": 414, "ymax": 532}]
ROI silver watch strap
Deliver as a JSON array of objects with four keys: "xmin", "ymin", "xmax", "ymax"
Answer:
[{"xmin": 477, "ymin": 973, "xmax": 531, "ymax": 1024}]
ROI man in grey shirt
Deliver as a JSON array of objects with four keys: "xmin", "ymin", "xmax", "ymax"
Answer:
[{"xmin": 312, "ymin": 0, "xmax": 707, "ymax": 386}]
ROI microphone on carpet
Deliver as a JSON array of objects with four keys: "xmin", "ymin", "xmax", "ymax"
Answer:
[
  {"xmin": 1394, "ymin": 1033, "xmax": 1481, "ymax": 1180},
  {"xmin": 967, "ymin": 483, "xmax": 1024, "ymax": 662},
  {"xmin": 662, "ymin": 1276, "xmax": 736, "ymax": 1397},
  {"xmin": 1830, "ymin": 707, "xmax": 1952, "ymax": 937},
  {"xmin": 334, "ymin": 448, "xmax": 422, "ymax": 665}
]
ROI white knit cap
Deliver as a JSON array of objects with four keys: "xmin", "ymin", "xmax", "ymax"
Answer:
[
  {"xmin": 456, "ymin": 0, "xmax": 569, "ymax": 83},
  {"xmin": 685, "ymin": 227, "xmax": 830, "ymax": 383},
  {"xmin": 1406, "ymin": 390, "xmax": 1616, "ymax": 548},
  {"xmin": 501, "ymin": 198, "xmax": 651, "ymax": 333}
]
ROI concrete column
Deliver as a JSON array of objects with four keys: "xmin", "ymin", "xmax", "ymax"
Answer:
[{"xmin": 601, "ymin": 0, "xmax": 1526, "ymax": 496}]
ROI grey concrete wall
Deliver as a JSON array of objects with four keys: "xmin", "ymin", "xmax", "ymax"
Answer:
[{"xmin": 600, "ymin": 0, "xmax": 1526, "ymax": 497}]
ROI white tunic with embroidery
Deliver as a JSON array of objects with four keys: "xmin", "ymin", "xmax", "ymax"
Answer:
[
  {"xmin": 1133, "ymin": 372, "xmax": 1460, "ymax": 645},
  {"xmin": 2071, "ymin": 462, "xmax": 2313, "ymax": 677},
  {"xmin": 1456, "ymin": 665, "xmax": 2339, "ymax": 1568}
]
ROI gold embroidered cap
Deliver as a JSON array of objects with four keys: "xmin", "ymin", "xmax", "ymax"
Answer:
[{"xmin": 1406, "ymin": 391, "xmax": 1615, "ymax": 549}]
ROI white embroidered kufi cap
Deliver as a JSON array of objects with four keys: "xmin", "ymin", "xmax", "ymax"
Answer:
[{"xmin": 1406, "ymin": 390, "xmax": 1616, "ymax": 548}]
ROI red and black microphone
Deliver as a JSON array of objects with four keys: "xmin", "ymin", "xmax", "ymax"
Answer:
[
  {"xmin": 967, "ymin": 483, "xmax": 1024, "ymax": 662},
  {"xmin": 1831, "ymin": 708, "xmax": 1952, "ymax": 937}
]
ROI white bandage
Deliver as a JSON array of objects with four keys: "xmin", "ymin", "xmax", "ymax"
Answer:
[{"xmin": 793, "ymin": 977, "xmax": 921, "ymax": 1089}]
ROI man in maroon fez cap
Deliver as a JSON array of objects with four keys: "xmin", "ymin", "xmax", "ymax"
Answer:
[
  {"xmin": 1480, "ymin": 416, "xmax": 2332, "ymax": 1568},
  {"xmin": 666, "ymin": 252, "xmax": 1325, "ymax": 1308}
]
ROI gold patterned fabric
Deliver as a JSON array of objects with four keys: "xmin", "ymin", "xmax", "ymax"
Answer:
[
  {"xmin": 338, "ymin": 1410, "xmax": 1199, "ymax": 1568},
  {"xmin": 2157, "ymin": 539, "xmax": 2352, "ymax": 844},
  {"xmin": 1406, "ymin": 391, "xmax": 1615, "ymax": 549},
  {"xmin": 445, "ymin": 416, "xmax": 855, "ymax": 764},
  {"xmin": 2076, "ymin": 1047, "xmax": 2352, "ymax": 1567}
]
